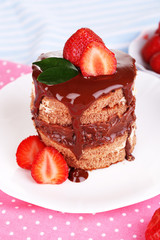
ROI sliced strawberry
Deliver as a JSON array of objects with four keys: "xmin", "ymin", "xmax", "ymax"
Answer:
[
  {"xmin": 150, "ymin": 51, "xmax": 160, "ymax": 73},
  {"xmin": 141, "ymin": 34, "xmax": 160, "ymax": 63},
  {"xmin": 31, "ymin": 147, "xmax": 68, "ymax": 184},
  {"xmin": 80, "ymin": 41, "xmax": 117, "ymax": 77},
  {"xmin": 16, "ymin": 135, "xmax": 45, "ymax": 170},
  {"xmin": 63, "ymin": 28, "xmax": 104, "ymax": 66},
  {"xmin": 145, "ymin": 208, "xmax": 160, "ymax": 240}
]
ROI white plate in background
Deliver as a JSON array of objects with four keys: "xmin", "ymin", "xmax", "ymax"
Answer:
[{"xmin": 129, "ymin": 26, "xmax": 160, "ymax": 78}]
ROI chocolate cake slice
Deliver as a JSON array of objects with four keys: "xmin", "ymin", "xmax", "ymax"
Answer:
[{"xmin": 31, "ymin": 50, "xmax": 136, "ymax": 170}]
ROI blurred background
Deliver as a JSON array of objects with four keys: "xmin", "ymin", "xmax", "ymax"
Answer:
[{"xmin": 0, "ymin": 0, "xmax": 159, "ymax": 65}]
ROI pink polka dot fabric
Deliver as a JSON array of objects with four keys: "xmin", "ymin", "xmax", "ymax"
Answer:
[{"xmin": 0, "ymin": 59, "xmax": 160, "ymax": 240}]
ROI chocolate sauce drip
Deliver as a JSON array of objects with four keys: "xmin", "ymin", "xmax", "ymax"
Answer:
[
  {"xmin": 32, "ymin": 50, "xmax": 136, "ymax": 160},
  {"xmin": 34, "ymin": 99, "xmax": 136, "ymax": 151},
  {"xmin": 68, "ymin": 168, "xmax": 88, "ymax": 182}
]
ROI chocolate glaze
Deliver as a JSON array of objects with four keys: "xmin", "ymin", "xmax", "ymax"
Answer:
[
  {"xmin": 68, "ymin": 168, "xmax": 89, "ymax": 182},
  {"xmin": 32, "ymin": 50, "xmax": 136, "ymax": 160}
]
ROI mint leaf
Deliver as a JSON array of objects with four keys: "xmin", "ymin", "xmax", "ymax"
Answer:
[
  {"xmin": 37, "ymin": 67, "xmax": 79, "ymax": 85},
  {"xmin": 33, "ymin": 57, "xmax": 77, "ymax": 71},
  {"xmin": 33, "ymin": 57, "xmax": 79, "ymax": 85}
]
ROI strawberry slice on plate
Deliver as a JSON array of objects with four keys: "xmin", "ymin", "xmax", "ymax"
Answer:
[
  {"xmin": 16, "ymin": 135, "xmax": 45, "ymax": 170},
  {"xmin": 31, "ymin": 147, "xmax": 68, "ymax": 184},
  {"xmin": 145, "ymin": 208, "xmax": 160, "ymax": 240},
  {"xmin": 80, "ymin": 41, "xmax": 117, "ymax": 77},
  {"xmin": 63, "ymin": 28, "xmax": 104, "ymax": 67}
]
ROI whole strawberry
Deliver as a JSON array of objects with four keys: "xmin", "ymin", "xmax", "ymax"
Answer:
[
  {"xmin": 150, "ymin": 51, "xmax": 160, "ymax": 73},
  {"xmin": 141, "ymin": 34, "xmax": 160, "ymax": 63},
  {"xmin": 63, "ymin": 28, "xmax": 104, "ymax": 66},
  {"xmin": 145, "ymin": 208, "xmax": 160, "ymax": 240},
  {"xmin": 155, "ymin": 22, "xmax": 160, "ymax": 35}
]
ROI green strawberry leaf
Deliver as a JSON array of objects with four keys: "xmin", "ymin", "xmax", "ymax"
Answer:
[
  {"xmin": 33, "ymin": 57, "xmax": 77, "ymax": 71},
  {"xmin": 37, "ymin": 67, "xmax": 79, "ymax": 85},
  {"xmin": 33, "ymin": 57, "xmax": 79, "ymax": 85}
]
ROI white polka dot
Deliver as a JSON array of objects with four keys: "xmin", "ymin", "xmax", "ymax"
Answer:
[
  {"xmin": 109, "ymin": 217, "xmax": 114, "ymax": 221},
  {"xmin": 57, "ymin": 238, "xmax": 62, "ymax": 240},
  {"xmin": 97, "ymin": 222, "xmax": 101, "ymax": 226},
  {"xmin": 0, "ymin": 82, "xmax": 3, "ymax": 86},
  {"xmin": 140, "ymin": 219, "xmax": 144, "ymax": 223},
  {"xmin": 10, "ymin": 77, "xmax": 14, "ymax": 81},
  {"xmin": 6, "ymin": 69, "xmax": 11, "ymax": 73},
  {"xmin": 15, "ymin": 206, "xmax": 19, "ymax": 209},
  {"xmin": 127, "ymin": 223, "xmax": 132, "ymax": 228},
  {"xmin": 133, "ymin": 235, "xmax": 137, "ymax": 238},
  {"xmin": 31, "ymin": 210, "xmax": 36, "ymax": 213},
  {"xmin": 122, "ymin": 213, "xmax": 126, "ymax": 216},
  {"xmin": 114, "ymin": 228, "xmax": 119, "ymax": 232},
  {"xmin": 28, "ymin": 204, "xmax": 32, "ymax": 207},
  {"xmin": 70, "ymin": 232, "xmax": 75, "ymax": 236},
  {"xmin": 2, "ymin": 61, "xmax": 7, "ymax": 65},
  {"xmin": 26, "ymin": 238, "xmax": 31, "ymax": 240},
  {"xmin": 92, "ymin": 212, "xmax": 96, "ymax": 215},
  {"xmin": 35, "ymin": 221, "xmax": 40, "ymax": 225},
  {"xmin": 0, "ymin": 202, "xmax": 3, "ymax": 205},
  {"xmin": 49, "ymin": 215, "xmax": 53, "ymax": 219},
  {"xmin": 2, "ymin": 210, "xmax": 6, "ymax": 214},
  {"xmin": 147, "ymin": 205, "xmax": 151, "ymax": 208},
  {"xmin": 88, "ymin": 239, "xmax": 93, "ymax": 240},
  {"xmin": 6, "ymin": 221, "xmax": 10, "ymax": 225},
  {"xmin": 23, "ymin": 226, "xmax": 27, "ymax": 230},
  {"xmin": 17, "ymin": 64, "xmax": 21, "ymax": 68},
  {"xmin": 18, "ymin": 215, "xmax": 23, "ymax": 219},
  {"xmin": 66, "ymin": 221, "xmax": 70, "ymax": 225},
  {"xmin": 79, "ymin": 216, "xmax": 83, "ymax": 220},
  {"xmin": 11, "ymin": 199, "xmax": 16, "ymax": 202},
  {"xmin": 40, "ymin": 232, "xmax": 44, "ymax": 236},
  {"xmin": 9, "ymin": 232, "xmax": 14, "ymax": 235},
  {"xmin": 101, "ymin": 233, "xmax": 106, "ymax": 237},
  {"xmin": 53, "ymin": 226, "xmax": 57, "ymax": 230},
  {"xmin": 83, "ymin": 227, "xmax": 88, "ymax": 231},
  {"xmin": 135, "ymin": 209, "xmax": 139, "ymax": 212}
]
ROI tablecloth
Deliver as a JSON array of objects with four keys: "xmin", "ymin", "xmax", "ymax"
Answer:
[{"xmin": 0, "ymin": 60, "xmax": 160, "ymax": 240}]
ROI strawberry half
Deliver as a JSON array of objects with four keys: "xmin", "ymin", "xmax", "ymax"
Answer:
[
  {"xmin": 63, "ymin": 28, "xmax": 104, "ymax": 66},
  {"xmin": 145, "ymin": 208, "xmax": 160, "ymax": 240},
  {"xmin": 80, "ymin": 41, "xmax": 117, "ymax": 77},
  {"xmin": 16, "ymin": 135, "xmax": 45, "ymax": 170},
  {"xmin": 31, "ymin": 147, "xmax": 68, "ymax": 184},
  {"xmin": 141, "ymin": 34, "xmax": 160, "ymax": 63}
]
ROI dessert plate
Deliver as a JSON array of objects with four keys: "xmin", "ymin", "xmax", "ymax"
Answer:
[
  {"xmin": 128, "ymin": 26, "xmax": 160, "ymax": 78},
  {"xmin": 0, "ymin": 71, "xmax": 160, "ymax": 213}
]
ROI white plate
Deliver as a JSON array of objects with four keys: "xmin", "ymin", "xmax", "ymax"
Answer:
[
  {"xmin": 129, "ymin": 26, "xmax": 160, "ymax": 78},
  {"xmin": 0, "ymin": 71, "xmax": 160, "ymax": 213}
]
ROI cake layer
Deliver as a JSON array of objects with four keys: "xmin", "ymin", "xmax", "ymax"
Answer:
[
  {"xmin": 32, "ymin": 99, "xmax": 135, "ymax": 151},
  {"xmin": 37, "ymin": 125, "xmax": 136, "ymax": 170},
  {"xmin": 31, "ymin": 87, "xmax": 130, "ymax": 126}
]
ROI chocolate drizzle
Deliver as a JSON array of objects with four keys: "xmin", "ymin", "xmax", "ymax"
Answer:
[
  {"xmin": 68, "ymin": 168, "xmax": 89, "ymax": 182},
  {"xmin": 32, "ymin": 50, "xmax": 136, "ymax": 161}
]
